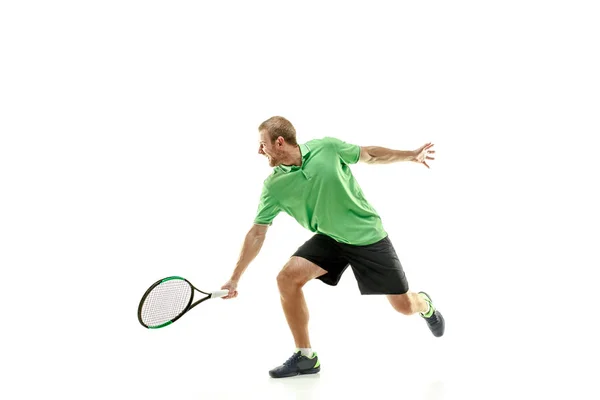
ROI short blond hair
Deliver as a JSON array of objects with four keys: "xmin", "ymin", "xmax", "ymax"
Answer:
[{"xmin": 258, "ymin": 116, "xmax": 298, "ymax": 146}]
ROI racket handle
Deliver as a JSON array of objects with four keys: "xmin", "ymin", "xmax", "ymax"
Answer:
[{"xmin": 210, "ymin": 289, "xmax": 229, "ymax": 298}]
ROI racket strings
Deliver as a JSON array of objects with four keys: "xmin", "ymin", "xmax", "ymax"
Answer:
[{"xmin": 141, "ymin": 280, "xmax": 192, "ymax": 327}]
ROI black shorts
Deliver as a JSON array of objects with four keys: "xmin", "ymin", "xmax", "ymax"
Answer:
[{"xmin": 292, "ymin": 233, "xmax": 409, "ymax": 295}]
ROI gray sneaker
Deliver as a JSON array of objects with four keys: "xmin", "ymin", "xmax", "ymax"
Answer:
[
  {"xmin": 419, "ymin": 291, "xmax": 445, "ymax": 337},
  {"xmin": 269, "ymin": 351, "xmax": 321, "ymax": 378}
]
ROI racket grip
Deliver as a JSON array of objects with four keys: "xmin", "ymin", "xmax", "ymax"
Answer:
[{"xmin": 211, "ymin": 289, "xmax": 229, "ymax": 298}]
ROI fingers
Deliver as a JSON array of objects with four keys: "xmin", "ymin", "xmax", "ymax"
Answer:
[
  {"xmin": 422, "ymin": 143, "xmax": 435, "ymax": 167},
  {"xmin": 221, "ymin": 286, "xmax": 238, "ymax": 299},
  {"xmin": 220, "ymin": 279, "xmax": 239, "ymax": 299}
]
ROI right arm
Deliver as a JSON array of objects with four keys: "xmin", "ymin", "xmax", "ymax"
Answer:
[{"xmin": 221, "ymin": 223, "xmax": 269, "ymax": 298}]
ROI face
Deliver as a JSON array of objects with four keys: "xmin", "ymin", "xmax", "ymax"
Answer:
[{"xmin": 258, "ymin": 130, "xmax": 283, "ymax": 167}]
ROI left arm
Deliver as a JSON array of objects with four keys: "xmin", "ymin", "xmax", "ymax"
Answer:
[{"xmin": 359, "ymin": 142, "xmax": 435, "ymax": 168}]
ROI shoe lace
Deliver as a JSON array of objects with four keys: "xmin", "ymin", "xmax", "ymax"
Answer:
[
  {"xmin": 427, "ymin": 311, "xmax": 439, "ymax": 324},
  {"xmin": 283, "ymin": 352, "xmax": 302, "ymax": 367}
]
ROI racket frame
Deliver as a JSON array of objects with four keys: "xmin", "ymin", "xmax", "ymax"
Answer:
[{"xmin": 137, "ymin": 276, "xmax": 213, "ymax": 329}]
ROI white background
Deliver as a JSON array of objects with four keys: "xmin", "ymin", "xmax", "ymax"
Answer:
[{"xmin": 1, "ymin": 1, "xmax": 599, "ymax": 399}]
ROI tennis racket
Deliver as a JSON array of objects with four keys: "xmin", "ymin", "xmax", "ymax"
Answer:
[{"xmin": 137, "ymin": 276, "xmax": 229, "ymax": 329}]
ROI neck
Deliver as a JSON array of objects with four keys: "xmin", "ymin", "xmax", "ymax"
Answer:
[{"xmin": 281, "ymin": 145, "xmax": 302, "ymax": 166}]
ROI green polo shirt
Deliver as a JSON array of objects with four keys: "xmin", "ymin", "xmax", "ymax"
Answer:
[{"xmin": 254, "ymin": 136, "xmax": 387, "ymax": 246}]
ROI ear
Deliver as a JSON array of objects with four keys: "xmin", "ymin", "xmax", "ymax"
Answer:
[{"xmin": 275, "ymin": 136, "xmax": 285, "ymax": 147}]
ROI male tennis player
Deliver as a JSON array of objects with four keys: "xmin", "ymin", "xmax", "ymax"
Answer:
[{"xmin": 221, "ymin": 116, "xmax": 444, "ymax": 378}]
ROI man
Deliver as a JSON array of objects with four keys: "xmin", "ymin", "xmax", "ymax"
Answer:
[{"xmin": 221, "ymin": 116, "xmax": 444, "ymax": 378}]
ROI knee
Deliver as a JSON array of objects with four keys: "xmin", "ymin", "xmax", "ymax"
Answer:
[
  {"xmin": 276, "ymin": 264, "xmax": 305, "ymax": 293},
  {"xmin": 276, "ymin": 269, "xmax": 291, "ymax": 291},
  {"xmin": 389, "ymin": 294, "xmax": 417, "ymax": 315}
]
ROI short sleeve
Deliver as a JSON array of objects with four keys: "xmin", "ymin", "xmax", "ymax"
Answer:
[
  {"xmin": 254, "ymin": 183, "xmax": 281, "ymax": 225},
  {"xmin": 325, "ymin": 136, "xmax": 360, "ymax": 165}
]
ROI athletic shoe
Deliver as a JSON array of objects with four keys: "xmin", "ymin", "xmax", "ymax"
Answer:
[
  {"xmin": 419, "ymin": 291, "xmax": 445, "ymax": 337},
  {"xmin": 269, "ymin": 350, "xmax": 321, "ymax": 378}
]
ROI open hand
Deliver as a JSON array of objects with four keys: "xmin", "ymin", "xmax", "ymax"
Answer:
[{"xmin": 414, "ymin": 143, "xmax": 435, "ymax": 168}]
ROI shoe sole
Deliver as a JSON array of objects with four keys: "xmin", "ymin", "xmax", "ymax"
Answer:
[{"xmin": 269, "ymin": 367, "xmax": 321, "ymax": 378}]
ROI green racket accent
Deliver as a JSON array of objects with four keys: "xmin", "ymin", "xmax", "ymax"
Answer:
[
  {"xmin": 161, "ymin": 276, "xmax": 185, "ymax": 283},
  {"xmin": 148, "ymin": 321, "xmax": 173, "ymax": 329}
]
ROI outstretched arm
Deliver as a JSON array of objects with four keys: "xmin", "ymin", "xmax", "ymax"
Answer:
[
  {"xmin": 221, "ymin": 223, "xmax": 268, "ymax": 299},
  {"xmin": 359, "ymin": 142, "xmax": 435, "ymax": 168}
]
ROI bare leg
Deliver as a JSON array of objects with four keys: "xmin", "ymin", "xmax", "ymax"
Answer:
[
  {"xmin": 276, "ymin": 256, "xmax": 327, "ymax": 348},
  {"xmin": 387, "ymin": 292, "xmax": 429, "ymax": 315}
]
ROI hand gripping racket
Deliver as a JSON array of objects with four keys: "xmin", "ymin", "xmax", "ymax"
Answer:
[{"xmin": 137, "ymin": 276, "xmax": 229, "ymax": 329}]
